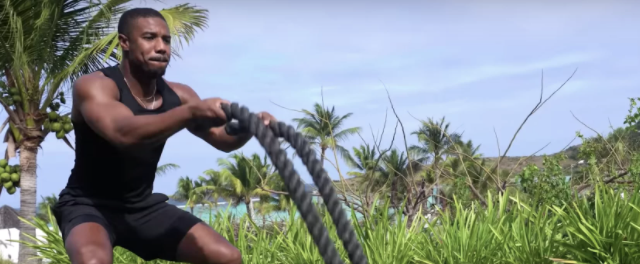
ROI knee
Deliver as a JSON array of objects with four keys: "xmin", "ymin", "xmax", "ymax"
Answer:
[
  {"xmin": 205, "ymin": 245, "xmax": 242, "ymax": 264},
  {"xmin": 70, "ymin": 245, "xmax": 112, "ymax": 264}
]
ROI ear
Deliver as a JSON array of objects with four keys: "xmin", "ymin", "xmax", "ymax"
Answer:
[{"xmin": 118, "ymin": 33, "xmax": 130, "ymax": 52}]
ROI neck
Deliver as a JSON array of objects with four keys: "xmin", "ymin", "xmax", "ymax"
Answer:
[{"xmin": 119, "ymin": 60, "xmax": 157, "ymax": 98}]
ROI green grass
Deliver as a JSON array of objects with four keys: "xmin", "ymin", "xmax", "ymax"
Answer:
[{"xmin": 14, "ymin": 184, "xmax": 640, "ymax": 264}]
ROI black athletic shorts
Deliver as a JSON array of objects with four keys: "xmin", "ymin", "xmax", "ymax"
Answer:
[{"xmin": 52, "ymin": 193, "xmax": 204, "ymax": 261}]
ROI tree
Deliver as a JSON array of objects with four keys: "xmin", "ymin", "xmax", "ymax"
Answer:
[
  {"xmin": 381, "ymin": 148, "xmax": 409, "ymax": 209},
  {"xmin": 156, "ymin": 163, "xmax": 180, "ymax": 177},
  {"xmin": 36, "ymin": 194, "xmax": 58, "ymax": 222},
  {"xmin": 410, "ymin": 117, "xmax": 461, "ymax": 209},
  {"xmin": 0, "ymin": 1, "xmax": 208, "ymax": 262},
  {"xmin": 344, "ymin": 143, "xmax": 386, "ymax": 187},
  {"xmin": 196, "ymin": 169, "xmax": 228, "ymax": 208},
  {"xmin": 293, "ymin": 103, "xmax": 361, "ymax": 166},
  {"xmin": 217, "ymin": 153, "xmax": 274, "ymax": 222},
  {"xmin": 172, "ymin": 176, "xmax": 205, "ymax": 214}
]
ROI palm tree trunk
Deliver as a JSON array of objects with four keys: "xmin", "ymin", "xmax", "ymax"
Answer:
[
  {"xmin": 245, "ymin": 198, "xmax": 255, "ymax": 222},
  {"xmin": 432, "ymin": 156, "xmax": 442, "ymax": 209},
  {"xmin": 244, "ymin": 197, "xmax": 255, "ymax": 230},
  {"xmin": 320, "ymin": 147, "xmax": 327, "ymax": 167},
  {"xmin": 391, "ymin": 175, "xmax": 398, "ymax": 209},
  {"xmin": 18, "ymin": 140, "xmax": 40, "ymax": 264}
]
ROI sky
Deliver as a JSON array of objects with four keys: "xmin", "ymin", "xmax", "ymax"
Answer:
[{"xmin": 2, "ymin": 0, "xmax": 639, "ymax": 208}]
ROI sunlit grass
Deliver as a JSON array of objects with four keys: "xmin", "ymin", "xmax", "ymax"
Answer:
[{"xmin": 14, "ymin": 184, "xmax": 640, "ymax": 264}]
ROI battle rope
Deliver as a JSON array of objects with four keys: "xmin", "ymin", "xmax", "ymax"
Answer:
[{"xmin": 220, "ymin": 102, "xmax": 368, "ymax": 264}]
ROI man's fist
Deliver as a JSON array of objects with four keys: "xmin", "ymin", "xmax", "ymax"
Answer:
[
  {"xmin": 257, "ymin": 112, "xmax": 277, "ymax": 126},
  {"xmin": 188, "ymin": 97, "xmax": 230, "ymax": 121}
]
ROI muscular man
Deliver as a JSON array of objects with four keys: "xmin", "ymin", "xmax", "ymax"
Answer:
[{"xmin": 53, "ymin": 8, "xmax": 273, "ymax": 264}]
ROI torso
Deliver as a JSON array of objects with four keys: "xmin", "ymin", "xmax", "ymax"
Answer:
[{"xmin": 60, "ymin": 65, "xmax": 184, "ymax": 209}]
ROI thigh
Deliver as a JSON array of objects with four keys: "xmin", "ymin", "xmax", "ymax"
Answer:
[
  {"xmin": 65, "ymin": 223, "xmax": 114, "ymax": 264},
  {"xmin": 54, "ymin": 202, "xmax": 116, "ymax": 264},
  {"xmin": 121, "ymin": 202, "xmax": 204, "ymax": 261},
  {"xmin": 175, "ymin": 222, "xmax": 242, "ymax": 264}
]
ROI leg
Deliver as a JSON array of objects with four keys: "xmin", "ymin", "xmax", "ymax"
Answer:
[
  {"xmin": 175, "ymin": 222, "xmax": 242, "ymax": 264},
  {"xmin": 122, "ymin": 201, "xmax": 241, "ymax": 264},
  {"xmin": 53, "ymin": 201, "xmax": 117, "ymax": 264},
  {"xmin": 65, "ymin": 222, "xmax": 113, "ymax": 264}
]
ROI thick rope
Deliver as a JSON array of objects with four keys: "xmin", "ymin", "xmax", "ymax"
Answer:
[{"xmin": 221, "ymin": 102, "xmax": 368, "ymax": 264}]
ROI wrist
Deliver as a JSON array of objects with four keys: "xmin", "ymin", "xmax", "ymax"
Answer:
[{"xmin": 184, "ymin": 101, "xmax": 197, "ymax": 119}]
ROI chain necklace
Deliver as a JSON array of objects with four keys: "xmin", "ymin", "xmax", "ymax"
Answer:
[{"xmin": 123, "ymin": 77, "xmax": 157, "ymax": 109}]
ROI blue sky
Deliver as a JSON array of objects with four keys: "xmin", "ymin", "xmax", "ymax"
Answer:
[{"xmin": 2, "ymin": 0, "xmax": 639, "ymax": 207}]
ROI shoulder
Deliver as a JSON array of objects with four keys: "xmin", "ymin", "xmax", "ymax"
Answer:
[
  {"xmin": 73, "ymin": 71, "xmax": 119, "ymax": 100},
  {"xmin": 164, "ymin": 79, "xmax": 200, "ymax": 104}
]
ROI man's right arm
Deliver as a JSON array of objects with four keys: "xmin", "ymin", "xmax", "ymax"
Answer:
[{"xmin": 74, "ymin": 74, "xmax": 195, "ymax": 148}]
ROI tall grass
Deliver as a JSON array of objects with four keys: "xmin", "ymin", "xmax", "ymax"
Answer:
[{"xmin": 14, "ymin": 184, "xmax": 640, "ymax": 264}]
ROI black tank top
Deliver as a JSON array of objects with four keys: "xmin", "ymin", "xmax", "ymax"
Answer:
[{"xmin": 59, "ymin": 65, "xmax": 183, "ymax": 209}]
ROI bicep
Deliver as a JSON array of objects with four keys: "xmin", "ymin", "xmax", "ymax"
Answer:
[
  {"xmin": 74, "ymin": 77, "xmax": 134, "ymax": 144},
  {"xmin": 168, "ymin": 82, "xmax": 209, "ymax": 135}
]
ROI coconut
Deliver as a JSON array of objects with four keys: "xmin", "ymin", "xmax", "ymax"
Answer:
[
  {"xmin": 63, "ymin": 123, "xmax": 73, "ymax": 133},
  {"xmin": 5, "ymin": 166, "xmax": 13, "ymax": 173},
  {"xmin": 0, "ymin": 173, "xmax": 8, "ymax": 182},
  {"xmin": 0, "ymin": 167, "xmax": 5, "ymax": 174},
  {"xmin": 10, "ymin": 173, "xmax": 19, "ymax": 183},
  {"xmin": 6, "ymin": 186, "xmax": 16, "ymax": 195},
  {"xmin": 60, "ymin": 97, "xmax": 66, "ymax": 104},
  {"xmin": 51, "ymin": 122, "xmax": 62, "ymax": 132},
  {"xmin": 3, "ymin": 181, "xmax": 12, "ymax": 189},
  {"xmin": 8, "ymin": 88, "xmax": 18, "ymax": 95},
  {"xmin": 48, "ymin": 111, "xmax": 59, "ymax": 120},
  {"xmin": 56, "ymin": 130, "xmax": 65, "ymax": 139},
  {"xmin": 13, "ymin": 165, "xmax": 19, "ymax": 173},
  {"xmin": 0, "ymin": 159, "xmax": 7, "ymax": 167},
  {"xmin": 12, "ymin": 95, "xmax": 21, "ymax": 103}
]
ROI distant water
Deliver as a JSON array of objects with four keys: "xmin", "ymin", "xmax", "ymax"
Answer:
[{"xmin": 175, "ymin": 196, "xmax": 368, "ymax": 224}]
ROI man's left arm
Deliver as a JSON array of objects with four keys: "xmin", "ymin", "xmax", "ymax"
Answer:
[{"xmin": 167, "ymin": 81, "xmax": 276, "ymax": 153}]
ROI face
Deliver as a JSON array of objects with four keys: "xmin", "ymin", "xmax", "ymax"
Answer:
[{"xmin": 119, "ymin": 17, "xmax": 171, "ymax": 78}]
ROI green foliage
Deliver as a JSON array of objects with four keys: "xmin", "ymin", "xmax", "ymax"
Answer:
[
  {"xmin": 516, "ymin": 155, "xmax": 572, "ymax": 208},
  {"xmin": 623, "ymin": 97, "xmax": 640, "ymax": 128},
  {"xmin": 16, "ymin": 185, "xmax": 640, "ymax": 264}
]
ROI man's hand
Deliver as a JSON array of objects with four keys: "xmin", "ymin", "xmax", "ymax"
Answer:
[
  {"xmin": 188, "ymin": 97, "xmax": 230, "ymax": 121},
  {"xmin": 257, "ymin": 111, "xmax": 277, "ymax": 126}
]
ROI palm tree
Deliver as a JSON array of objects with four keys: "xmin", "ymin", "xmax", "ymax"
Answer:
[
  {"xmin": 172, "ymin": 176, "xmax": 205, "ymax": 214},
  {"xmin": 195, "ymin": 169, "xmax": 228, "ymax": 207},
  {"xmin": 410, "ymin": 116, "xmax": 461, "ymax": 209},
  {"xmin": 292, "ymin": 103, "xmax": 361, "ymax": 166},
  {"xmin": 36, "ymin": 194, "xmax": 58, "ymax": 222},
  {"xmin": 156, "ymin": 163, "xmax": 180, "ymax": 177},
  {"xmin": 441, "ymin": 139, "xmax": 488, "ymax": 207},
  {"xmin": 343, "ymin": 144, "xmax": 386, "ymax": 187},
  {"xmin": 0, "ymin": 1, "xmax": 208, "ymax": 261},
  {"xmin": 217, "ymin": 152, "xmax": 275, "ymax": 222},
  {"xmin": 381, "ymin": 149, "xmax": 409, "ymax": 209}
]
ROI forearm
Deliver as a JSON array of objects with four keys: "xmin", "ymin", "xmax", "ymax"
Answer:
[
  {"xmin": 111, "ymin": 105, "xmax": 193, "ymax": 146},
  {"xmin": 195, "ymin": 125, "xmax": 253, "ymax": 152}
]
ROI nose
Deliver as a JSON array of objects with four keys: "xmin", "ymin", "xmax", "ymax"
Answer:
[{"xmin": 154, "ymin": 39, "xmax": 168, "ymax": 55}]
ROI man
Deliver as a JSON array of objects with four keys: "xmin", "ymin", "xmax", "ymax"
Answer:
[{"xmin": 53, "ymin": 7, "xmax": 272, "ymax": 264}]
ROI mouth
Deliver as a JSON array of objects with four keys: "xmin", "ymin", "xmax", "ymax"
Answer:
[{"xmin": 148, "ymin": 57, "xmax": 169, "ymax": 63}]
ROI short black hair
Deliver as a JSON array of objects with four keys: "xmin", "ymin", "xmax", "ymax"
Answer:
[{"xmin": 117, "ymin": 7, "xmax": 167, "ymax": 37}]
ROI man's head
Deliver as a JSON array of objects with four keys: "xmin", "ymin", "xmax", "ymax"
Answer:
[{"xmin": 118, "ymin": 8, "xmax": 171, "ymax": 78}]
